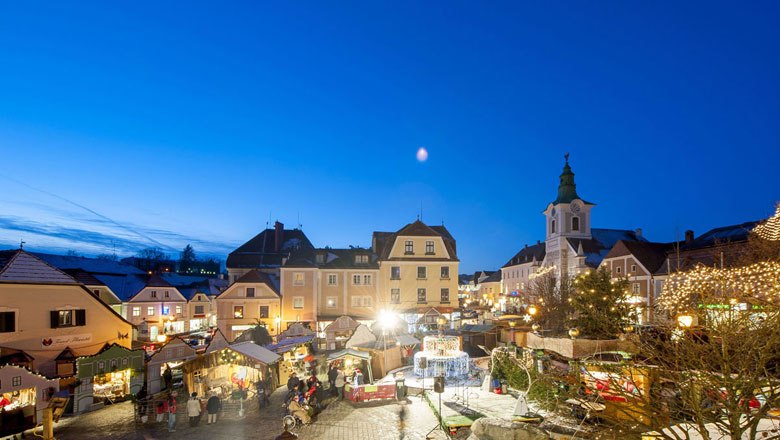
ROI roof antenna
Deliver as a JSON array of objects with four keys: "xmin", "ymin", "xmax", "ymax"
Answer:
[
  {"xmin": 297, "ymin": 212, "xmax": 302, "ymax": 229},
  {"xmin": 19, "ymin": 239, "xmax": 25, "ymax": 250},
  {"xmin": 267, "ymin": 211, "xmax": 272, "ymax": 229},
  {"xmin": 419, "ymin": 201, "xmax": 423, "ymax": 221}
]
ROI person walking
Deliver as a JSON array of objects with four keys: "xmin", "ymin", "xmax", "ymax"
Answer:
[
  {"xmin": 335, "ymin": 368, "xmax": 345, "ymax": 401},
  {"xmin": 187, "ymin": 392, "xmax": 201, "ymax": 427},
  {"xmin": 167, "ymin": 391, "xmax": 178, "ymax": 433},
  {"xmin": 206, "ymin": 393, "xmax": 221, "ymax": 425},
  {"xmin": 327, "ymin": 365, "xmax": 338, "ymax": 396}
]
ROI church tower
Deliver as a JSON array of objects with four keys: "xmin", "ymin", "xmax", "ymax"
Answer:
[{"xmin": 542, "ymin": 154, "xmax": 595, "ymax": 276}]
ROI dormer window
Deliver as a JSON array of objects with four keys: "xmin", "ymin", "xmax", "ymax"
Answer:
[
  {"xmin": 355, "ymin": 255, "xmax": 369, "ymax": 264},
  {"xmin": 551, "ymin": 220, "xmax": 557, "ymax": 234},
  {"xmin": 150, "ymin": 290, "xmax": 157, "ymax": 298},
  {"xmin": 572, "ymin": 217, "xmax": 580, "ymax": 232},
  {"xmin": 315, "ymin": 254, "xmax": 325, "ymax": 264},
  {"xmin": 404, "ymin": 240, "xmax": 414, "ymax": 255},
  {"xmin": 425, "ymin": 241, "xmax": 435, "ymax": 255}
]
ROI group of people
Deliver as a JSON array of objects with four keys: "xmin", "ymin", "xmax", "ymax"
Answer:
[{"xmin": 149, "ymin": 390, "xmax": 222, "ymax": 433}]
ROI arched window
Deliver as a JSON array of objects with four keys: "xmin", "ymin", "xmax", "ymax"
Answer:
[
  {"xmin": 551, "ymin": 219, "xmax": 557, "ymax": 234},
  {"xmin": 572, "ymin": 216, "xmax": 580, "ymax": 231}
]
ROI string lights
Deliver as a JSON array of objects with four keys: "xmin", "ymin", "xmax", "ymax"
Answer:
[
  {"xmin": 659, "ymin": 261, "xmax": 780, "ymax": 312},
  {"xmin": 753, "ymin": 205, "xmax": 780, "ymax": 241}
]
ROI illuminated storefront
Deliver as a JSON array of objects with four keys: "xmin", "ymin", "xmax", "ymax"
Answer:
[
  {"xmin": 73, "ymin": 344, "xmax": 144, "ymax": 413},
  {"xmin": 0, "ymin": 365, "xmax": 58, "ymax": 437}
]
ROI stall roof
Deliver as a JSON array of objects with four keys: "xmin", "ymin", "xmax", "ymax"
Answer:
[
  {"xmin": 265, "ymin": 334, "xmax": 315, "ymax": 354},
  {"xmin": 327, "ymin": 348, "xmax": 371, "ymax": 361},
  {"xmin": 230, "ymin": 342, "xmax": 281, "ymax": 365},
  {"xmin": 396, "ymin": 334, "xmax": 421, "ymax": 346}
]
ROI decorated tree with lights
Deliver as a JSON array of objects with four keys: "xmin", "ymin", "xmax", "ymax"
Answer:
[
  {"xmin": 529, "ymin": 270, "xmax": 573, "ymax": 335},
  {"xmin": 589, "ymin": 226, "xmax": 780, "ymax": 440},
  {"xmin": 568, "ymin": 266, "xmax": 635, "ymax": 339}
]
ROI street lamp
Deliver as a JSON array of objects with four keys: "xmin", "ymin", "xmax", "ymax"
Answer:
[
  {"xmin": 568, "ymin": 327, "xmax": 580, "ymax": 339},
  {"xmin": 378, "ymin": 310, "xmax": 397, "ymax": 377},
  {"xmin": 508, "ymin": 320, "xmax": 517, "ymax": 346},
  {"xmin": 677, "ymin": 314, "xmax": 693, "ymax": 328}
]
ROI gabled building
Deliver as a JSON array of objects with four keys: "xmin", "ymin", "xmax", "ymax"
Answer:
[
  {"xmin": 215, "ymin": 270, "xmax": 281, "ymax": 341},
  {"xmin": 0, "ymin": 250, "xmax": 133, "ymax": 378},
  {"xmin": 125, "ymin": 274, "xmax": 188, "ymax": 340},
  {"xmin": 226, "ymin": 221, "xmax": 314, "ymax": 283},
  {"xmin": 372, "ymin": 220, "xmax": 459, "ymax": 331},
  {"xmin": 500, "ymin": 242, "xmax": 546, "ymax": 302}
]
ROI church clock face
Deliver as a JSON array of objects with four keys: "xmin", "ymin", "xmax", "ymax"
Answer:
[{"xmin": 570, "ymin": 201, "xmax": 581, "ymax": 213}]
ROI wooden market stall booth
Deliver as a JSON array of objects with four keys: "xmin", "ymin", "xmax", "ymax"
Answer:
[
  {"xmin": 181, "ymin": 341, "xmax": 280, "ymax": 415},
  {"xmin": 267, "ymin": 333, "xmax": 317, "ymax": 385},
  {"xmin": 72, "ymin": 344, "xmax": 145, "ymax": 413},
  {"xmin": 146, "ymin": 337, "xmax": 198, "ymax": 394},
  {"xmin": 0, "ymin": 365, "xmax": 58, "ymax": 437}
]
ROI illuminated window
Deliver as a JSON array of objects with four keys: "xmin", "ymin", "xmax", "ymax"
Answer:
[
  {"xmin": 293, "ymin": 273, "xmax": 305, "ymax": 286},
  {"xmin": 161, "ymin": 306, "xmax": 169, "ymax": 315},
  {"xmin": 326, "ymin": 297, "xmax": 337, "ymax": 308},
  {"xmin": 175, "ymin": 305, "xmax": 182, "ymax": 315},
  {"xmin": 132, "ymin": 307, "xmax": 141, "ymax": 317},
  {"xmin": 233, "ymin": 306, "xmax": 244, "ymax": 319},
  {"xmin": 293, "ymin": 297, "xmax": 304, "ymax": 309},
  {"xmin": 147, "ymin": 306, "xmax": 155, "ymax": 316}
]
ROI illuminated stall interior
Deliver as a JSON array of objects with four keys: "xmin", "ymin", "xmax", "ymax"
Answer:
[
  {"xmin": 181, "ymin": 342, "xmax": 280, "ymax": 399},
  {"xmin": 0, "ymin": 365, "xmax": 58, "ymax": 437}
]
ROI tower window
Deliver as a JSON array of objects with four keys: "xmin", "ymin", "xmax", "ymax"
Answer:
[
  {"xmin": 572, "ymin": 216, "xmax": 580, "ymax": 231},
  {"xmin": 551, "ymin": 220, "xmax": 557, "ymax": 234}
]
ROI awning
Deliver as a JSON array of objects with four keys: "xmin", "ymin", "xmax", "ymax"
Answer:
[
  {"xmin": 229, "ymin": 342, "xmax": 281, "ymax": 365},
  {"xmin": 327, "ymin": 348, "xmax": 371, "ymax": 361},
  {"xmin": 396, "ymin": 334, "xmax": 421, "ymax": 346}
]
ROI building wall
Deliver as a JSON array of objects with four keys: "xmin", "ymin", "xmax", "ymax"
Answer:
[
  {"xmin": 0, "ymin": 284, "xmax": 133, "ymax": 378},
  {"xmin": 280, "ymin": 268, "xmax": 317, "ymax": 325},
  {"xmin": 377, "ymin": 235, "xmax": 458, "ymax": 312},
  {"xmin": 215, "ymin": 282, "xmax": 281, "ymax": 341},
  {"xmin": 500, "ymin": 262, "xmax": 539, "ymax": 296},
  {"xmin": 317, "ymin": 269, "xmax": 379, "ymax": 320},
  {"xmin": 126, "ymin": 286, "xmax": 188, "ymax": 336}
]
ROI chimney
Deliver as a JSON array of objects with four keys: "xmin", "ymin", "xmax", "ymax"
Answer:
[
  {"xmin": 685, "ymin": 230, "xmax": 694, "ymax": 244},
  {"xmin": 274, "ymin": 221, "xmax": 284, "ymax": 252},
  {"xmin": 635, "ymin": 228, "xmax": 642, "ymax": 237},
  {"xmin": 536, "ymin": 240, "xmax": 541, "ymax": 245}
]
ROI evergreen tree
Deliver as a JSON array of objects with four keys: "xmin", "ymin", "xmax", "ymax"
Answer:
[
  {"xmin": 568, "ymin": 266, "xmax": 635, "ymax": 339},
  {"xmin": 179, "ymin": 244, "xmax": 196, "ymax": 273}
]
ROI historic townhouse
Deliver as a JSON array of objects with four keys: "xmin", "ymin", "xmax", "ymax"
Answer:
[
  {"xmin": 124, "ymin": 275, "xmax": 188, "ymax": 341},
  {"xmin": 215, "ymin": 270, "xmax": 281, "ymax": 341},
  {"xmin": 0, "ymin": 250, "xmax": 134, "ymax": 378},
  {"xmin": 280, "ymin": 248, "xmax": 379, "ymax": 332},
  {"xmin": 373, "ymin": 220, "xmax": 459, "ymax": 331}
]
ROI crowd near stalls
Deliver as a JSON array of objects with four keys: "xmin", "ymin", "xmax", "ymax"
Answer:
[
  {"xmin": 0, "ymin": 365, "xmax": 58, "ymax": 436},
  {"xmin": 72, "ymin": 344, "xmax": 145, "ymax": 413}
]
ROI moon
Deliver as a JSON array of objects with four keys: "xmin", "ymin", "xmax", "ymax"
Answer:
[{"xmin": 416, "ymin": 147, "xmax": 428, "ymax": 162}]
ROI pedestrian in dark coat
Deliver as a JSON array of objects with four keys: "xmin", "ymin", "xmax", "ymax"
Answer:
[
  {"xmin": 206, "ymin": 393, "xmax": 221, "ymax": 425},
  {"xmin": 328, "ymin": 365, "xmax": 338, "ymax": 395}
]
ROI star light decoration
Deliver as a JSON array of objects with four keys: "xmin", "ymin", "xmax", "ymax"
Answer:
[
  {"xmin": 754, "ymin": 205, "xmax": 780, "ymax": 241},
  {"xmin": 658, "ymin": 261, "xmax": 780, "ymax": 313}
]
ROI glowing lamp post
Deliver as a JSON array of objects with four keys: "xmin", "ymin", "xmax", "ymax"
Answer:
[
  {"xmin": 568, "ymin": 327, "xmax": 580, "ymax": 339},
  {"xmin": 677, "ymin": 314, "xmax": 694, "ymax": 328},
  {"xmin": 275, "ymin": 316, "xmax": 281, "ymax": 335}
]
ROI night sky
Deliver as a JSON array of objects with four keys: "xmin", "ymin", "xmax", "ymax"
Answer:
[{"xmin": 1, "ymin": 1, "xmax": 779, "ymax": 273}]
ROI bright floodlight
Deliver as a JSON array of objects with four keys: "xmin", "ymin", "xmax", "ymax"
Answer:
[{"xmin": 378, "ymin": 309, "xmax": 395, "ymax": 329}]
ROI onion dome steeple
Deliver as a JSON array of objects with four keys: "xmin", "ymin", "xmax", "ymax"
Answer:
[{"xmin": 552, "ymin": 153, "xmax": 592, "ymax": 206}]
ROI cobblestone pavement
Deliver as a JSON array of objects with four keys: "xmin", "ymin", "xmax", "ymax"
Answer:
[{"xmin": 38, "ymin": 388, "xmax": 448, "ymax": 440}]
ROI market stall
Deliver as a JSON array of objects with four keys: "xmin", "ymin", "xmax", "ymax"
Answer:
[
  {"xmin": 146, "ymin": 337, "xmax": 198, "ymax": 394},
  {"xmin": 0, "ymin": 365, "xmax": 58, "ymax": 437},
  {"xmin": 322, "ymin": 316, "xmax": 361, "ymax": 351},
  {"xmin": 73, "ymin": 344, "xmax": 144, "ymax": 413},
  {"xmin": 181, "ymin": 341, "xmax": 280, "ymax": 416},
  {"xmin": 266, "ymin": 334, "xmax": 316, "ymax": 384},
  {"xmin": 327, "ymin": 348, "xmax": 373, "ymax": 384}
]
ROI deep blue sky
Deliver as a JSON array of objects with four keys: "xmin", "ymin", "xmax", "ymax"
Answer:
[{"xmin": 1, "ymin": 1, "xmax": 779, "ymax": 273}]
